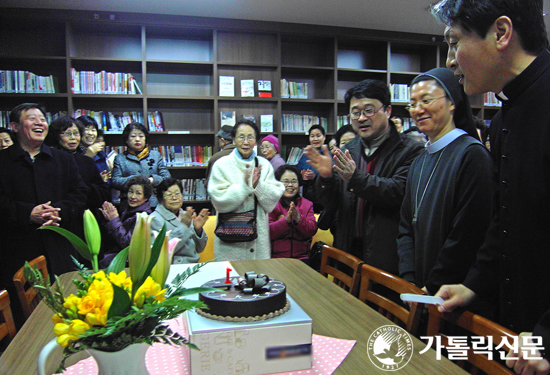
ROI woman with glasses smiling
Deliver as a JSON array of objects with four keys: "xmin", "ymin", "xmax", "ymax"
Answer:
[
  {"xmin": 397, "ymin": 68, "xmax": 494, "ymax": 306},
  {"xmin": 269, "ymin": 165, "xmax": 317, "ymax": 262},
  {"xmin": 45, "ymin": 116, "xmax": 109, "ymax": 212},
  {"xmin": 208, "ymin": 120, "xmax": 285, "ymax": 261},
  {"xmin": 151, "ymin": 178, "xmax": 209, "ymax": 264}
]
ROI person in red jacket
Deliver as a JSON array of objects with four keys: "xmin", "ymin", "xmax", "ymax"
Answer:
[{"xmin": 269, "ymin": 165, "xmax": 318, "ymax": 262}]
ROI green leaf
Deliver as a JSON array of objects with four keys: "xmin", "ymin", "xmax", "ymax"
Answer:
[
  {"xmin": 39, "ymin": 226, "xmax": 92, "ymax": 261},
  {"xmin": 104, "ymin": 247, "xmax": 129, "ymax": 274},
  {"xmin": 171, "ymin": 287, "xmax": 221, "ymax": 297},
  {"xmin": 108, "ymin": 283, "xmax": 132, "ymax": 319},
  {"xmin": 132, "ymin": 223, "xmax": 166, "ymax": 297}
]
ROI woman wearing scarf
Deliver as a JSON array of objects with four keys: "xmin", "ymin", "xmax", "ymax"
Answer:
[
  {"xmin": 397, "ymin": 68, "xmax": 495, "ymax": 299},
  {"xmin": 112, "ymin": 122, "xmax": 171, "ymax": 208},
  {"xmin": 208, "ymin": 120, "xmax": 284, "ymax": 261}
]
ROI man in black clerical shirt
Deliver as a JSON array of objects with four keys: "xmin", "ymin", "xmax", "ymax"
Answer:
[{"xmin": 430, "ymin": 1, "xmax": 550, "ymax": 374}]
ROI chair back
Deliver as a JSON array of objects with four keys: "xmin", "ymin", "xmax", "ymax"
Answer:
[
  {"xmin": 319, "ymin": 245, "xmax": 363, "ymax": 297},
  {"xmin": 358, "ymin": 263, "xmax": 424, "ymax": 335},
  {"xmin": 426, "ymin": 305, "xmax": 516, "ymax": 375},
  {"xmin": 13, "ymin": 255, "xmax": 49, "ymax": 319},
  {"xmin": 0, "ymin": 290, "xmax": 17, "ymax": 344}
]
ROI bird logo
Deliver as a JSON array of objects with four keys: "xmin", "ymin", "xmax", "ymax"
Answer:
[{"xmin": 367, "ymin": 325, "xmax": 414, "ymax": 371}]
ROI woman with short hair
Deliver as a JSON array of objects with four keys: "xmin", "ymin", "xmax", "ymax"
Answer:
[
  {"xmin": 112, "ymin": 122, "xmax": 171, "ymax": 208},
  {"xmin": 151, "ymin": 178, "xmax": 209, "ymax": 264}
]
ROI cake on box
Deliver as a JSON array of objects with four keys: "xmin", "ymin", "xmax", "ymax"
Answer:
[
  {"xmin": 187, "ymin": 271, "xmax": 312, "ymax": 375},
  {"xmin": 197, "ymin": 272, "xmax": 289, "ymax": 321}
]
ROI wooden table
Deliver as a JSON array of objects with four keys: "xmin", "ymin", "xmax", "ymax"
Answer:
[{"xmin": 0, "ymin": 258, "xmax": 467, "ymax": 374}]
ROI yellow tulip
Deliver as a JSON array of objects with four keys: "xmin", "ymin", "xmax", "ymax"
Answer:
[
  {"xmin": 57, "ymin": 334, "xmax": 78, "ymax": 347},
  {"xmin": 128, "ymin": 212, "xmax": 153, "ymax": 290}
]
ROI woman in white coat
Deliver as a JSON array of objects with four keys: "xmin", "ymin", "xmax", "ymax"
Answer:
[{"xmin": 208, "ymin": 120, "xmax": 285, "ymax": 261}]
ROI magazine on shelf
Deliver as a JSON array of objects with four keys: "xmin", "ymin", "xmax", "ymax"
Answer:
[
  {"xmin": 260, "ymin": 114, "xmax": 274, "ymax": 132},
  {"xmin": 220, "ymin": 111, "xmax": 236, "ymax": 126},
  {"xmin": 219, "ymin": 76, "xmax": 235, "ymax": 97},
  {"xmin": 241, "ymin": 79, "xmax": 254, "ymax": 97}
]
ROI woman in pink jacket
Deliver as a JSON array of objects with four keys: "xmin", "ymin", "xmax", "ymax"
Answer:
[{"xmin": 269, "ymin": 165, "xmax": 318, "ymax": 262}]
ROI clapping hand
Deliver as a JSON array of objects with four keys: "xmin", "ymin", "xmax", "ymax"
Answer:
[
  {"xmin": 252, "ymin": 164, "xmax": 262, "ymax": 188},
  {"xmin": 99, "ymin": 201, "xmax": 119, "ymax": 221},
  {"xmin": 285, "ymin": 202, "xmax": 301, "ymax": 224},
  {"xmin": 304, "ymin": 145, "xmax": 332, "ymax": 178},
  {"xmin": 193, "ymin": 208, "xmax": 210, "ymax": 233},
  {"xmin": 100, "ymin": 170, "xmax": 112, "ymax": 183},
  {"xmin": 332, "ymin": 149, "xmax": 356, "ymax": 183},
  {"xmin": 179, "ymin": 206, "xmax": 194, "ymax": 227}
]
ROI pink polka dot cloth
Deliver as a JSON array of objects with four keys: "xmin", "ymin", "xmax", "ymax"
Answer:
[{"xmin": 62, "ymin": 317, "xmax": 356, "ymax": 375}]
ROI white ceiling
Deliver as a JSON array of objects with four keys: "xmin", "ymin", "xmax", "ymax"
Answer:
[{"xmin": 1, "ymin": 0, "xmax": 549, "ymax": 38}]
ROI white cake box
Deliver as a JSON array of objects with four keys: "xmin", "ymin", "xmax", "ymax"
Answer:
[{"xmin": 186, "ymin": 295, "xmax": 312, "ymax": 375}]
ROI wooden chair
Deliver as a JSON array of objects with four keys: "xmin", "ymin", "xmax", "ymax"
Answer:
[
  {"xmin": 426, "ymin": 305, "xmax": 516, "ymax": 375},
  {"xmin": 0, "ymin": 290, "xmax": 17, "ymax": 345},
  {"xmin": 13, "ymin": 255, "xmax": 49, "ymax": 319},
  {"xmin": 319, "ymin": 245, "xmax": 363, "ymax": 297},
  {"xmin": 358, "ymin": 263, "xmax": 425, "ymax": 336}
]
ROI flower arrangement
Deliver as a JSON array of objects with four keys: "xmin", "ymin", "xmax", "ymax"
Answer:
[{"xmin": 25, "ymin": 210, "xmax": 217, "ymax": 373}]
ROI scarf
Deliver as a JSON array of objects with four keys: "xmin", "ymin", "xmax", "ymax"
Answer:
[{"xmin": 127, "ymin": 146, "xmax": 150, "ymax": 161}]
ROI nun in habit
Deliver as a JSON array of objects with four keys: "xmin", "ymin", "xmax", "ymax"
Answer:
[{"xmin": 397, "ymin": 68, "xmax": 495, "ymax": 297}]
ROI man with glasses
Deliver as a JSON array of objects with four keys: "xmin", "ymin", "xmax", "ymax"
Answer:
[
  {"xmin": 205, "ymin": 124, "xmax": 235, "ymax": 184},
  {"xmin": 305, "ymin": 80, "xmax": 423, "ymax": 277}
]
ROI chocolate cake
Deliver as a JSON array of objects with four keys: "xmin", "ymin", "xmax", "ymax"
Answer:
[{"xmin": 197, "ymin": 272, "xmax": 289, "ymax": 322}]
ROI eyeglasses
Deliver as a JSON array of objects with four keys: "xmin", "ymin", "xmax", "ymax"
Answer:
[
  {"xmin": 349, "ymin": 105, "xmax": 385, "ymax": 120},
  {"xmin": 163, "ymin": 192, "xmax": 182, "ymax": 199},
  {"xmin": 281, "ymin": 179, "xmax": 299, "ymax": 186},
  {"xmin": 260, "ymin": 145, "xmax": 274, "ymax": 150},
  {"xmin": 61, "ymin": 131, "xmax": 80, "ymax": 138},
  {"xmin": 236, "ymin": 135, "xmax": 255, "ymax": 143},
  {"xmin": 405, "ymin": 96, "xmax": 446, "ymax": 111}
]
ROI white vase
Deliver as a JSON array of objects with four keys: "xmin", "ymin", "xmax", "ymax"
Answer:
[{"xmin": 88, "ymin": 343, "xmax": 151, "ymax": 375}]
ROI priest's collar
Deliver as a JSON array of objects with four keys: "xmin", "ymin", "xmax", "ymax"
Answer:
[
  {"xmin": 427, "ymin": 128, "xmax": 466, "ymax": 154},
  {"xmin": 500, "ymin": 49, "xmax": 550, "ymax": 103}
]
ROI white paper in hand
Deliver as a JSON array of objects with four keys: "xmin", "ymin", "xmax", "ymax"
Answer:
[{"xmin": 400, "ymin": 294, "xmax": 444, "ymax": 305}]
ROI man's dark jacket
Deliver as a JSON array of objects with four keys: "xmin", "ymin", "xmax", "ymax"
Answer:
[{"xmin": 315, "ymin": 124, "xmax": 424, "ymax": 275}]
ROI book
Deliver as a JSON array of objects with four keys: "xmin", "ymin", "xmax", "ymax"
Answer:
[
  {"xmin": 220, "ymin": 111, "xmax": 236, "ymax": 126},
  {"xmin": 240, "ymin": 79, "xmax": 254, "ymax": 97},
  {"xmin": 260, "ymin": 114, "xmax": 274, "ymax": 133},
  {"xmin": 258, "ymin": 80, "xmax": 272, "ymax": 97},
  {"xmin": 241, "ymin": 114, "xmax": 256, "ymax": 123},
  {"xmin": 219, "ymin": 76, "xmax": 235, "ymax": 97}
]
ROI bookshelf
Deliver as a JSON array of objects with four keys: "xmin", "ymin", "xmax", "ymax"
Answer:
[{"xmin": 0, "ymin": 8, "xmax": 496, "ymax": 165}]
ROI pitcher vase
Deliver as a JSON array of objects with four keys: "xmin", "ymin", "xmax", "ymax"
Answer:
[{"xmin": 87, "ymin": 343, "xmax": 151, "ymax": 375}]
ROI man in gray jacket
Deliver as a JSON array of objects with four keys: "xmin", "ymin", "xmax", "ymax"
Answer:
[{"xmin": 305, "ymin": 79, "xmax": 424, "ymax": 276}]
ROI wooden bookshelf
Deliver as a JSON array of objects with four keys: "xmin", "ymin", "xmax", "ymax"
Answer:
[{"xmin": 0, "ymin": 8, "xmax": 496, "ymax": 162}]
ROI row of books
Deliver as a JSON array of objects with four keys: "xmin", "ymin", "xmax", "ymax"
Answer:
[
  {"xmin": 70, "ymin": 68, "xmax": 141, "ymax": 95},
  {"xmin": 0, "ymin": 111, "xmax": 67, "ymax": 128},
  {"xmin": 0, "ymin": 70, "xmax": 59, "ymax": 93},
  {"xmin": 337, "ymin": 116, "xmax": 351, "ymax": 129},
  {"xmin": 281, "ymin": 114, "xmax": 327, "ymax": 132},
  {"xmin": 218, "ymin": 76, "xmax": 273, "ymax": 98},
  {"xmin": 281, "ymin": 79, "xmax": 308, "ymax": 99},
  {"xmin": 105, "ymin": 145, "xmax": 213, "ymax": 167},
  {"xmin": 180, "ymin": 178, "xmax": 210, "ymax": 201},
  {"xmin": 72, "ymin": 110, "xmax": 165, "ymax": 132},
  {"xmin": 285, "ymin": 147, "xmax": 304, "ymax": 165},
  {"xmin": 484, "ymin": 92, "xmax": 501, "ymax": 107},
  {"xmin": 390, "ymin": 84, "xmax": 410, "ymax": 102}
]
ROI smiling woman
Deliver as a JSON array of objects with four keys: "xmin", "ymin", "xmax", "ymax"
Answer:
[
  {"xmin": 397, "ymin": 68, "xmax": 494, "ymax": 303},
  {"xmin": 207, "ymin": 119, "xmax": 285, "ymax": 261}
]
